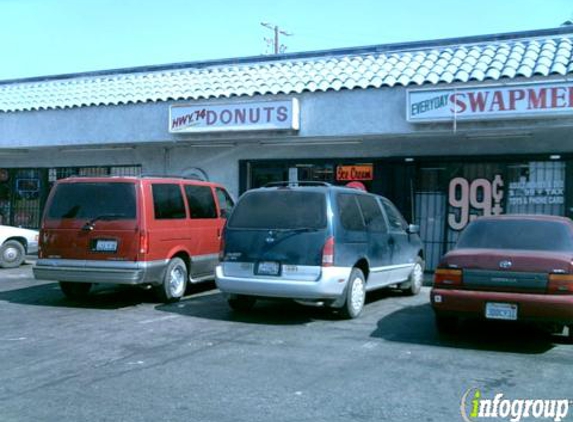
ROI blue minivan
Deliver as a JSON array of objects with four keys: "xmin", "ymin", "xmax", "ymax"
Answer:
[{"xmin": 215, "ymin": 183, "xmax": 424, "ymax": 318}]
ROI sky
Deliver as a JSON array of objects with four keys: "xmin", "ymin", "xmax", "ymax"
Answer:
[{"xmin": 0, "ymin": 0, "xmax": 572, "ymax": 81}]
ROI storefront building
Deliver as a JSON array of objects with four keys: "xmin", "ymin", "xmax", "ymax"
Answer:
[{"xmin": 2, "ymin": 27, "xmax": 573, "ymax": 269}]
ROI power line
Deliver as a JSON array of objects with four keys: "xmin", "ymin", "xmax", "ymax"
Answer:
[{"xmin": 261, "ymin": 22, "xmax": 292, "ymax": 54}]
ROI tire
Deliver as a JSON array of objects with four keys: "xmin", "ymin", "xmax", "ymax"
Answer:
[
  {"xmin": 0, "ymin": 240, "xmax": 26, "ymax": 268},
  {"xmin": 227, "ymin": 294, "xmax": 256, "ymax": 312},
  {"xmin": 435, "ymin": 314, "xmax": 458, "ymax": 334},
  {"xmin": 339, "ymin": 268, "xmax": 366, "ymax": 319},
  {"xmin": 59, "ymin": 281, "xmax": 92, "ymax": 300},
  {"xmin": 155, "ymin": 257, "xmax": 188, "ymax": 303},
  {"xmin": 566, "ymin": 325, "xmax": 573, "ymax": 344},
  {"xmin": 400, "ymin": 257, "xmax": 424, "ymax": 296}
]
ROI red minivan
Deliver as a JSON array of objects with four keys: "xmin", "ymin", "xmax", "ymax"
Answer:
[{"xmin": 33, "ymin": 176, "xmax": 234, "ymax": 302}]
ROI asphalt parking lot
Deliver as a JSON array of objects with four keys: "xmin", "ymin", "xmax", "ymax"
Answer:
[{"xmin": 0, "ymin": 261, "xmax": 572, "ymax": 422}]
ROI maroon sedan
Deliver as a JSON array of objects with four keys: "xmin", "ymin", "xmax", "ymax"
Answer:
[{"xmin": 431, "ymin": 214, "xmax": 573, "ymax": 337}]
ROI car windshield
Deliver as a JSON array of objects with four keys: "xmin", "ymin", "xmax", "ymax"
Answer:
[
  {"xmin": 228, "ymin": 190, "xmax": 327, "ymax": 230},
  {"xmin": 47, "ymin": 182, "xmax": 136, "ymax": 219},
  {"xmin": 455, "ymin": 218, "xmax": 573, "ymax": 251}
]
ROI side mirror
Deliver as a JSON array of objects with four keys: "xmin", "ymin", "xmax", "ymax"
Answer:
[
  {"xmin": 220, "ymin": 208, "xmax": 231, "ymax": 219},
  {"xmin": 407, "ymin": 224, "xmax": 419, "ymax": 234}
]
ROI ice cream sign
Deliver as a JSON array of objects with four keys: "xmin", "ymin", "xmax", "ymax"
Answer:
[{"xmin": 407, "ymin": 81, "xmax": 573, "ymax": 122}]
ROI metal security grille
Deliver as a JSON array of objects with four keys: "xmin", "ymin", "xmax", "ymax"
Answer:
[
  {"xmin": 0, "ymin": 169, "xmax": 43, "ymax": 229},
  {"xmin": 50, "ymin": 165, "xmax": 141, "ymax": 180},
  {"xmin": 47, "ymin": 166, "xmax": 141, "ymax": 190},
  {"xmin": 0, "ymin": 165, "xmax": 141, "ymax": 229},
  {"xmin": 414, "ymin": 167, "xmax": 448, "ymax": 271},
  {"xmin": 415, "ymin": 191, "xmax": 447, "ymax": 272}
]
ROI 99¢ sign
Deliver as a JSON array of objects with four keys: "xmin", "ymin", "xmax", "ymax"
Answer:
[{"xmin": 448, "ymin": 175, "xmax": 504, "ymax": 230}]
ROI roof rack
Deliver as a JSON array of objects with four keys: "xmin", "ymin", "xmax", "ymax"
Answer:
[
  {"xmin": 63, "ymin": 174, "xmax": 207, "ymax": 181},
  {"xmin": 64, "ymin": 175, "xmax": 138, "ymax": 179},
  {"xmin": 139, "ymin": 174, "xmax": 206, "ymax": 181},
  {"xmin": 263, "ymin": 181, "xmax": 332, "ymax": 188}
]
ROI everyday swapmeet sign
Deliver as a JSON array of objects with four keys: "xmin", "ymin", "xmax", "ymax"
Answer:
[
  {"xmin": 169, "ymin": 99, "xmax": 299, "ymax": 133},
  {"xmin": 408, "ymin": 81, "xmax": 573, "ymax": 122}
]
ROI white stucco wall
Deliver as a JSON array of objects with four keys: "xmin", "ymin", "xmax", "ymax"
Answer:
[{"xmin": 2, "ymin": 81, "xmax": 573, "ymax": 198}]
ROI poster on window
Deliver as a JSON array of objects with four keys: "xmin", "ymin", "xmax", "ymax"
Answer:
[
  {"xmin": 507, "ymin": 179, "xmax": 564, "ymax": 206},
  {"xmin": 447, "ymin": 175, "xmax": 504, "ymax": 231}
]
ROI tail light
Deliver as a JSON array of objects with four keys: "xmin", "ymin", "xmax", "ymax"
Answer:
[
  {"xmin": 139, "ymin": 230, "xmax": 149, "ymax": 254},
  {"xmin": 433, "ymin": 268, "xmax": 463, "ymax": 287},
  {"xmin": 547, "ymin": 273, "xmax": 573, "ymax": 294},
  {"xmin": 322, "ymin": 236, "xmax": 335, "ymax": 267}
]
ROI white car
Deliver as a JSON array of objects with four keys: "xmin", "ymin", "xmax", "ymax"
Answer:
[{"xmin": 0, "ymin": 225, "xmax": 39, "ymax": 268}]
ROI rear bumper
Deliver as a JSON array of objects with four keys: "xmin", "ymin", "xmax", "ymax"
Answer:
[
  {"xmin": 215, "ymin": 265, "xmax": 351, "ymax": 301},
  {"xmin": 27, "ymin": 241, "xmax": 39, "ymax": 255},
  {"xmin": 431, "ymin": 288, "xmax": 573, "ymax": 324},
  {"xmin": 33, "ymin": 259, "xmax": 168, "ymax": 285}
]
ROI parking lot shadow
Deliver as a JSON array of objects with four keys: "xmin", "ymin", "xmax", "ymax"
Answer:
[
  {"xmin": 0, "ymin": 278, "xmax": 336, "ymax": 320},
  {"xmin": 156, "ymin": 290, "xmax": 342, "ymax": 325},
  {"xmin": 0, "ymin": 281, "xmax": 160, "ymax": 310},
  {"xmin": 371, "ymin": 303, "xmax": 559, "ymax": 354}
]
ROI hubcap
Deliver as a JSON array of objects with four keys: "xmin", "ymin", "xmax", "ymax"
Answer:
[
  {"xmin": 412, "ymin": 263, "xmax": 423, "ymax": 289},
  {"xmin": 169, "ymin": 265, "xmax": 186, "ymax": 297},
  {"xmin": 350, "ymin": 277, "xmax": 365, "ymax": 314},
  {"xmin": 3, "ymin": 247, "xmax": 19, "ymax": 263}
]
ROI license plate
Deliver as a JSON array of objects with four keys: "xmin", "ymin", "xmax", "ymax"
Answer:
[
  {"xmin": 256, "ymin": 261, "xmax": 280, "ymax": 276},
  {"xmin": 485, "ymin": 302, "xmax": 518, "ymax": 321},
  {"xmin": 93, "ymin": 240, "xmax": 118, "ymax": 253}
]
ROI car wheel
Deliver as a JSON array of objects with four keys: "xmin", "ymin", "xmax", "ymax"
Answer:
[
  {"xmin": 155, "ymin": 257, "xmax": 188, "ymax": 303},
  {"xmin": 59, "ymin": 281, "xmax": 92, "ymax": 300},
  {"xmin": 0, "ymin": 240, "xmax": 26, "ymax": 268},
  {"xmin": 400, "ymin": 258, "xmax": 424, "ymax": 296},
  {"xmin": 227, "ymin": 294, "xmax": 256, "ymax": 312},
  {"xmin": 566, "ymin": 326, "xmax": 573, "ymax": 344},
  {"xmin": 435, "ymin": 314, "xmax": 458, "ymax": 334},
  {"xmin": 339, "ymin": 268, "xmax": 366, "ymax": 319}
]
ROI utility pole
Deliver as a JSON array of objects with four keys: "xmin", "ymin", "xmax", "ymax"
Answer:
[{"xmin": 261, "ymin": 22, "xmax": 292, "ymax": 54}]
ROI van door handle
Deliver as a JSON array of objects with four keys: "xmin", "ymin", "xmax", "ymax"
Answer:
[{"xmin": 217, "ymin": 228, "xmax": 221, "ymax": 238}]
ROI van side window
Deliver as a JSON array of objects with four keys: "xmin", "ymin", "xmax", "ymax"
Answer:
[
  {"xmin": 357, "ymin": 195, "xmax": 388, "ymax": 233},
  {"xmin": 337, "ymin": 193, "xmax": 365, "ymax": 231},
  {"xmin": 380, "ymin": 197, "xmax": 407, "ymax": 231},
  {"xmin": 152, "ymin": 184, "xmax": 186, "ymax": 220},
  {"xmin": 215, "ymin": 188, "xmax": 234, "ymax": 219},
  {"xmin": 184, "ymin": 185, "xmax": 217, "ymax": 219}
]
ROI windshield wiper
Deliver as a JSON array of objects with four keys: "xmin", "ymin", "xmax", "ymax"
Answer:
[
  {"xmin": 263, "ymin": 227, "xmax": 322, "ymax": 248},
  {"xmin": 81, "ymin": 214, "xmax": 127, "ymax": 231}
]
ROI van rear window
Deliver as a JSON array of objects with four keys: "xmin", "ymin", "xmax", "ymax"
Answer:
[
  {"xmin": 228, "ymin": 190, "xmax": 326, "ymax": 230},
  {"xmin": 47, "ymin": 183, "xmax": 136, "ymax": 219}
]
